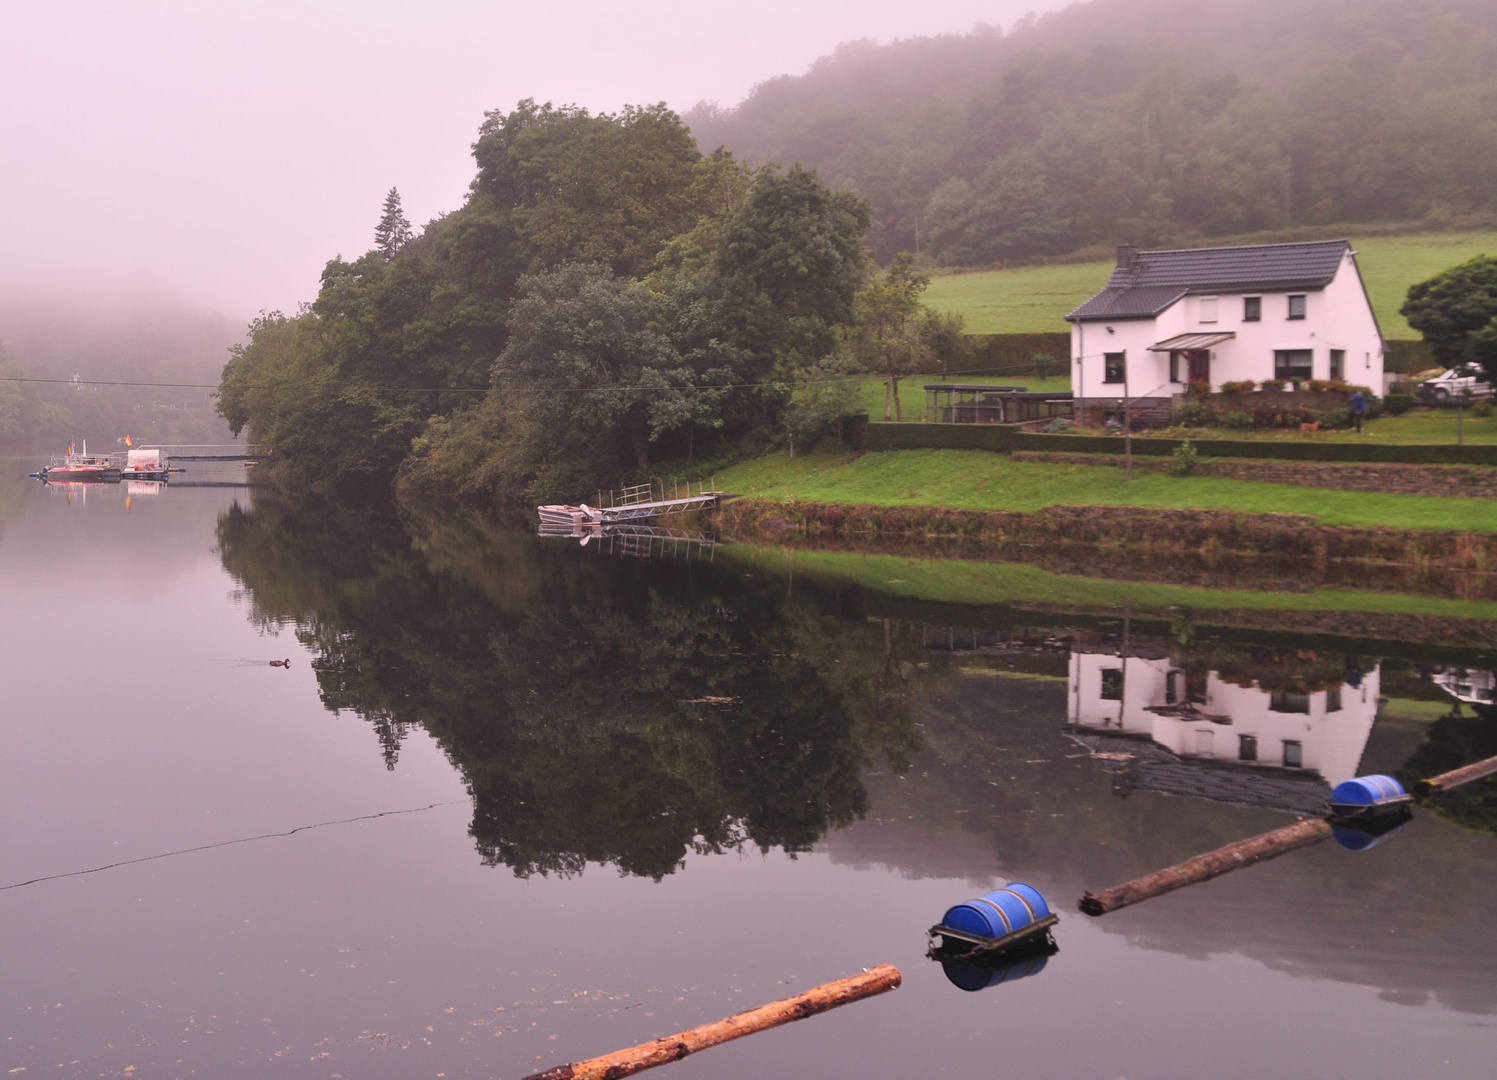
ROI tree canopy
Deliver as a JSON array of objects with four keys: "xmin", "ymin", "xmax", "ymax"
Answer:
[
  {"xmin": 1402, "ymin": 255, "xmax": 1497, "ymax": 379},
  {"xmin": 685, "ymin": 0, "xmax": 1497, "ymax": 266},
  {"xmin": 219, "ymin": 102, "xmax": 874, "ymax": 499}
]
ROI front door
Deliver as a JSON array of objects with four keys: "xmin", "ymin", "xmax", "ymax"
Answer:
[{"xmin": 1187, "ymin": 349, "xmax": 1210, "ymax": 384}]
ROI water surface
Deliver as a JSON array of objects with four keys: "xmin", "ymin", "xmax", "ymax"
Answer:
[{"xmin": 3, "ymin": 469, "xmax": 1495, "ymax": 1079}]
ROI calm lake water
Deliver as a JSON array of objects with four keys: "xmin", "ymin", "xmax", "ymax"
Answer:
[{"xmin": 3, "ymin": 464, "xmax": 1496, "ymax": 1079}]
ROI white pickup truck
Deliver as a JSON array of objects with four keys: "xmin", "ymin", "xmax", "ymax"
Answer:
[{"xmin": 1416, "ymin": 364, "xmax": 1494, "ymax": 402}]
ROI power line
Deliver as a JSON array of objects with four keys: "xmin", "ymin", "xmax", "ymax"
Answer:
[{"xmin": 0, "ymin": 364, "xmax": 1065, "ymax": 396}]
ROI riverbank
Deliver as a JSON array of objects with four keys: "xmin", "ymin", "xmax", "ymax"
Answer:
[{"xmin": 715, "ymin": 445, "xmax": 1497, "ymax": 533}]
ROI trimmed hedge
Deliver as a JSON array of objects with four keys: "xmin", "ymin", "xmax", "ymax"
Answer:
[
  {"xmin": 862, "ymin": 422, "xmax": 1016, "ymax": 452},
  {"xmin": 859, "ymin": 421, "xmax": 1497, "ymax": 464},
  {"xmin": 1013, "ymin": 431, "xmax": 1497, "ymax": 464}
]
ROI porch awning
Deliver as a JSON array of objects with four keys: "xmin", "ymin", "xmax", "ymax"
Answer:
[{"xmin": 1147, "ymin": 332, "xmax": 1236, "ymax": 352}]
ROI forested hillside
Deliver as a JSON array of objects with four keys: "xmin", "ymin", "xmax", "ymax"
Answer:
[
  {"xmin": 0, "ymin": 296, "xmax": 239, "ymax": 450},
  {"xmin": 685, "ymin": 0, "xmax": 1497, "ymax": 265}
]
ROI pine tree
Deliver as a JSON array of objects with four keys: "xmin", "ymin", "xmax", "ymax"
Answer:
[{"xmin": 374, "ymin": 186, "xmax": 412, "ymax": 259}]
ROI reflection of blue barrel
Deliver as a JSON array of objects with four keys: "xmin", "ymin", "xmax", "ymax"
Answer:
[
  {"xmin": 1330, "ymin": 774, "xmax": 1406, "ymax": 810},
  {"xmin": 1332, "ymin": 818, "xmax": 1409, "ymax": 851},
  {"xmin": 940, "ymin": 883, "xmax": 1051, "ymax": 943},
  {"xmin": 941, "ymin": 951, "xmax": 1051, "ymax": 992}
]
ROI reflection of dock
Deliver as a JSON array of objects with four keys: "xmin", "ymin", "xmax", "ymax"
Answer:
[{"xmin": 538, "ymin": 521, "xmax": 718, "ymax": 560}]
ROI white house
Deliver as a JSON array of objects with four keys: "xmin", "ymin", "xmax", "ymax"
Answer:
[
  {"xmin": 1067, "ymin": 240, "xmax": 1385, "ymax": 422},
  {"xmin": 1069, "ymin": 650, "xmax": 1380, "ymax": 790}
]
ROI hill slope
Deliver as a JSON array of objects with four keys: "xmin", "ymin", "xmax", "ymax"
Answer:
[{"xmin": 687, "ymin": 0, "xmax": 1497, "ymax": 266}]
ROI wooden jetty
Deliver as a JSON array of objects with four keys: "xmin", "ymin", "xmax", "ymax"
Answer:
[{"xmin": 538, "ymin": 479, "xmax": 721, "ymax": 529}]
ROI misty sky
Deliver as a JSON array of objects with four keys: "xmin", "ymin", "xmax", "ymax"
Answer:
[{"xmin": 1, "ymin": 1, "xmax": 1065, "ymax": 320}]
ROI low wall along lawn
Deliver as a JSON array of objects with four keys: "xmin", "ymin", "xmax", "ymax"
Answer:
[{"xmin": 859, "ymin": 422, "xmax": 1497, "ymax": 465}]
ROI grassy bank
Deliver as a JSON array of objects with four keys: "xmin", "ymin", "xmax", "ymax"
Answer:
[
  {"xmin": 1153, "ymin": 410, "xmax": 1497, "ymax": 446},
  {"xmin": 720, "ymin": 544, "xmax": 1497, "ymax": 621},
  {"xmin": 717, "ymin": 444, "xmax": 1497, "ymax": 532},
  {"xmin": 925, "ymin": 230, "xmax": 1497, "ymax": 336}
]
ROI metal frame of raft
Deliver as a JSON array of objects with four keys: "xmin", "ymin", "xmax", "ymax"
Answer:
[{"xmin": 928, "ymin": 913, "xmax": 1060, "ymax": 953}]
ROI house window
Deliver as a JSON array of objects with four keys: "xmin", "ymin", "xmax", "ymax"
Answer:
[
  {"xmin": 1244, "ymin": 296, "xmax": 1261, "ymax": 322},
  {"xmin": 1200, "ymin": 296, "xmax": 1218, "ymax": 323},
  {"xmin": 1330, "ymin": 349, "xmax": 1345, "ymax": 380},
  {"xmin": 1169, "ymin": 352, "xmax": 1182, "ymax": 383},
  {"xmin": 1239, "ymin": 734, "xmax": 1258, "ymax": 761},
  {"xmin": 1166, "ymin": 670, "xmax": 1181, "ymax": 705},
  {"xmin": 1274, "ymin": 350, "xmax": 1313, "ymax": 381},
  {"xmin": 1193, "ymin": 729, "xmax": 1215, "ymax": 757},
  {"xmin": 1288, "ymin": 294, "xmax": 1307, "ymax": 320},
  {"xmin": 1270, "ymin": 690, "xmax": 1311, "ymax": 714},
  {"xmin": 1103, "ymin": 352, "xmax": 1126, "ymax": 384},
  {"xmin": 1282, "ymin": 740, "xmax": 1304, "ymax": 768},
  {"xmin": 1100, "ymin": 667, "xmax": 1123, "ymax": 700},
  {"xmin": 1326, "ymin": 688, "xmax": 1342, "ymax": 713}
]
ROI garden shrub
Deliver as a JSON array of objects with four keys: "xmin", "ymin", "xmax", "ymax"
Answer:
[
  {"xmin": 1220, "ymin": 380, "xmax": 1255, "ymax": 393},
  {"xmin": 1474, "ymin": 400, "xmax": 1493, "ymax": 418},
  {"xmin": 1385, "ymin": 394, "xmax": 1415, "ymax": 415},
  {"xmin": 1220, "ymin": 410, "xmax": 1254, "ymax": 429},
  {"xmin": 1260, "ymin": 379, "xmax": 1286, "ymax": 391},
  {"xmin": 1171, "ymin": 401, "xmax": 1208, "ymax": 426},
  {"xmin": 1170, "ymin": 438, "xmax": 1198, "ymax": 475}
]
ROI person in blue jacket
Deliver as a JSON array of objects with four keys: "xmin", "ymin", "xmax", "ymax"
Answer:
[{"xmin": 1349, "ymin": 389, "xmax": 1367, "ymax": 433}]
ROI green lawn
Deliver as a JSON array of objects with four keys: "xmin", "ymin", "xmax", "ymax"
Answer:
[
  {"xmin": 1141, "ymin": 408, "xmax": 1497, "ymax": 445},
  {"xmin": 718, "ymin": 444, "xmax": 1497, "ymax": 532},
  {"xmin": 858, "ymin": 374, "xmax": 1071, "ymax": 421},
  {"xmin": 720, "ymin": 545, "xmax": 1497, "ymax": 621},
  {"xmin": 924, "ymin": 230, "xmax": 1497, "ymax": 337}
]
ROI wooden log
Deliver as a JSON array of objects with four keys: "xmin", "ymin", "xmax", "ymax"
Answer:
[
  {"xmin": 1079, "ymin": 818, "xmax": 1332, "ymax": 916},
  {"xmin": 1416, "ymin": 754, "xmax": 1497, "ymax": 796},
  {"xmin": 519, "ymin": 965, "xmax": 901, "ymax": 1080}
]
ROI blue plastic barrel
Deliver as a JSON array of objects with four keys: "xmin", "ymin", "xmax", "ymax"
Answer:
[
  {"xmin": 941, "ymin": 951, "xmax": 1050, "ymax": 992},
  {"xmin": 1330, "ymin": 774, "xmax": 1406, "ymax": 809},
  {"xmin": 940, "ymin": 882, "xmax": 1051, "ymax": 942}
]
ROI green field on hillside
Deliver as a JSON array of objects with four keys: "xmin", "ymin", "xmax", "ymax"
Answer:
[
  {"xmin": 857, "ymin": 375, "xmax": 1071, "ymax": 420},
  {"xmin": 717, "ymin": 444, "xmax": 1497, "ymax": 532},
  {"xmin": 925, "ymin": 231, "xmax": 1497, "ymax": 337}
]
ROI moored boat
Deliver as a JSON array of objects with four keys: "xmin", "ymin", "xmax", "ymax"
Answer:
[
  {"xmin": 39, "ymin": 441, "xmax": 121, "ymax": 482},
  {"xmin": 536, "ymin": 504, "xmax": 602, "ymax": 528}
]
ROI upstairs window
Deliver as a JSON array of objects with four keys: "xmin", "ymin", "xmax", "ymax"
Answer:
[
  {"xmin": 1288, "ymin": 294, "xmax": 1307, "ymax": 320},
  {"xmin": 1243, "ymin": 296, "xmax": 1262, "ymax": 322},
  {"xmin": 1100, "ymin": 668, "xmax": 1123, "ymax": 700},
  {"xmin": 1103, "ymin": 352, "xmax": 1126, "ymax": 384},
  {"xmin": 1199, "ymin": 296, "xmax": 1218, "ymax": 323},
  {"xmin": 1274, "ymin": 350, "xmax": 1313, "ymax": 381},
  {"xmin": 1239, "ymin": 734, "xmax": 1258, "ymax": 761}
]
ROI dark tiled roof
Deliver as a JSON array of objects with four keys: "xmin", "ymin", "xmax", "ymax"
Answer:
[{"xmin": 1067, "ymin": 239, "xmax": 1351, "ymax": 322}]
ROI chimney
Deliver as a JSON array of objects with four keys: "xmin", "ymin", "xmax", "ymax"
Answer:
[{"xmin": 1116, "ymin": 244, "xmax": 1139, "ymax": 270}]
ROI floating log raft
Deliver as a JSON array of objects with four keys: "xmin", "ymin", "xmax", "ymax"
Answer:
[
  {"xmin": 1415, "ymin": 753, "xmax": 1497, "ymax": 797},
  {"xmin": 1079, "ymin": 818, "xmax": 1333, "ymax": 916},
  {"xmin": 520, "ymin": 965, "xmax": 901, "ymax": 1080}
]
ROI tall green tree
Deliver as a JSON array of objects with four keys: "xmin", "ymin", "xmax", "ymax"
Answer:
[
  {"xmin": 1402, "ymin": 255, "xmax": 1497, "ymax": 379},
  {"xmin": 374, "ymin": 187, "xmax": 413, "ymax": 259}
]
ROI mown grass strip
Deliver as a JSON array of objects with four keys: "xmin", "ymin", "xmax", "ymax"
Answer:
[{"xmin": 717, "ymin": 446, "xmax": 1497, "ymax": 533}]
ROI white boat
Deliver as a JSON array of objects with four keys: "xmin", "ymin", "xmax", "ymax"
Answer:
[{"xmin": 536, "ymin": 504, "xmax": 602, "ymax": 528}]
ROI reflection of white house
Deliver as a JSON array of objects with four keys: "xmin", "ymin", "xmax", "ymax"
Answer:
[
  {"xmin": 1067, "ymin": 240, "xmax": 1385, "ymax": 416},
  {"xmin": 1430, "ymin": 667, "xmax": 1497, "ymax": 706},
  {"xmin": 1069, "ymin": 651, "xmax": 1380, "ymax": 812}
]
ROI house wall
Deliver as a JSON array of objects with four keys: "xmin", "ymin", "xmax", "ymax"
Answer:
[
  {"xmin": 1070, "ymin": 250, "xmax": 1385, "ymax": 403},
  {"xmin": 1068, "ymin": 652, "xmax": 1379, "ymax": 786}
]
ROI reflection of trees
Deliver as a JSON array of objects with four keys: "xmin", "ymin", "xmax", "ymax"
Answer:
[
  {"xmin": 216, "ymin": 496, "xmax": 919, "ymax": 879},
  {"xmin": 1397, "ymin": 704, "xmax": 1497, "ymax": 840}
]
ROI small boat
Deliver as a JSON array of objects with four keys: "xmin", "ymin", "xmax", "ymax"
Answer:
[
  {"xmin": 40, "ymin": 441, "xmax": 121, "ymax": 482},
  {"xmin": 536, "ymin": 504, "xmax": 602, "ymax": 528},
  {"xmin": 120, "ymin": 447, "xmax": 170, "ymax": 481}
]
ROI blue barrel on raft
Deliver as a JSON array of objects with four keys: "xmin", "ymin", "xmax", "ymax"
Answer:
[
  {"xmin": 1330, "ymin": 774, "xmax": 1407, "ymax": 811},
  {"xmin": 941, "ymin": 949, "xmax": 1052, "ymax": 992},
  {"xmin": 933, "ymin": 882, "xmax": 1057, "ymax": 953}
]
